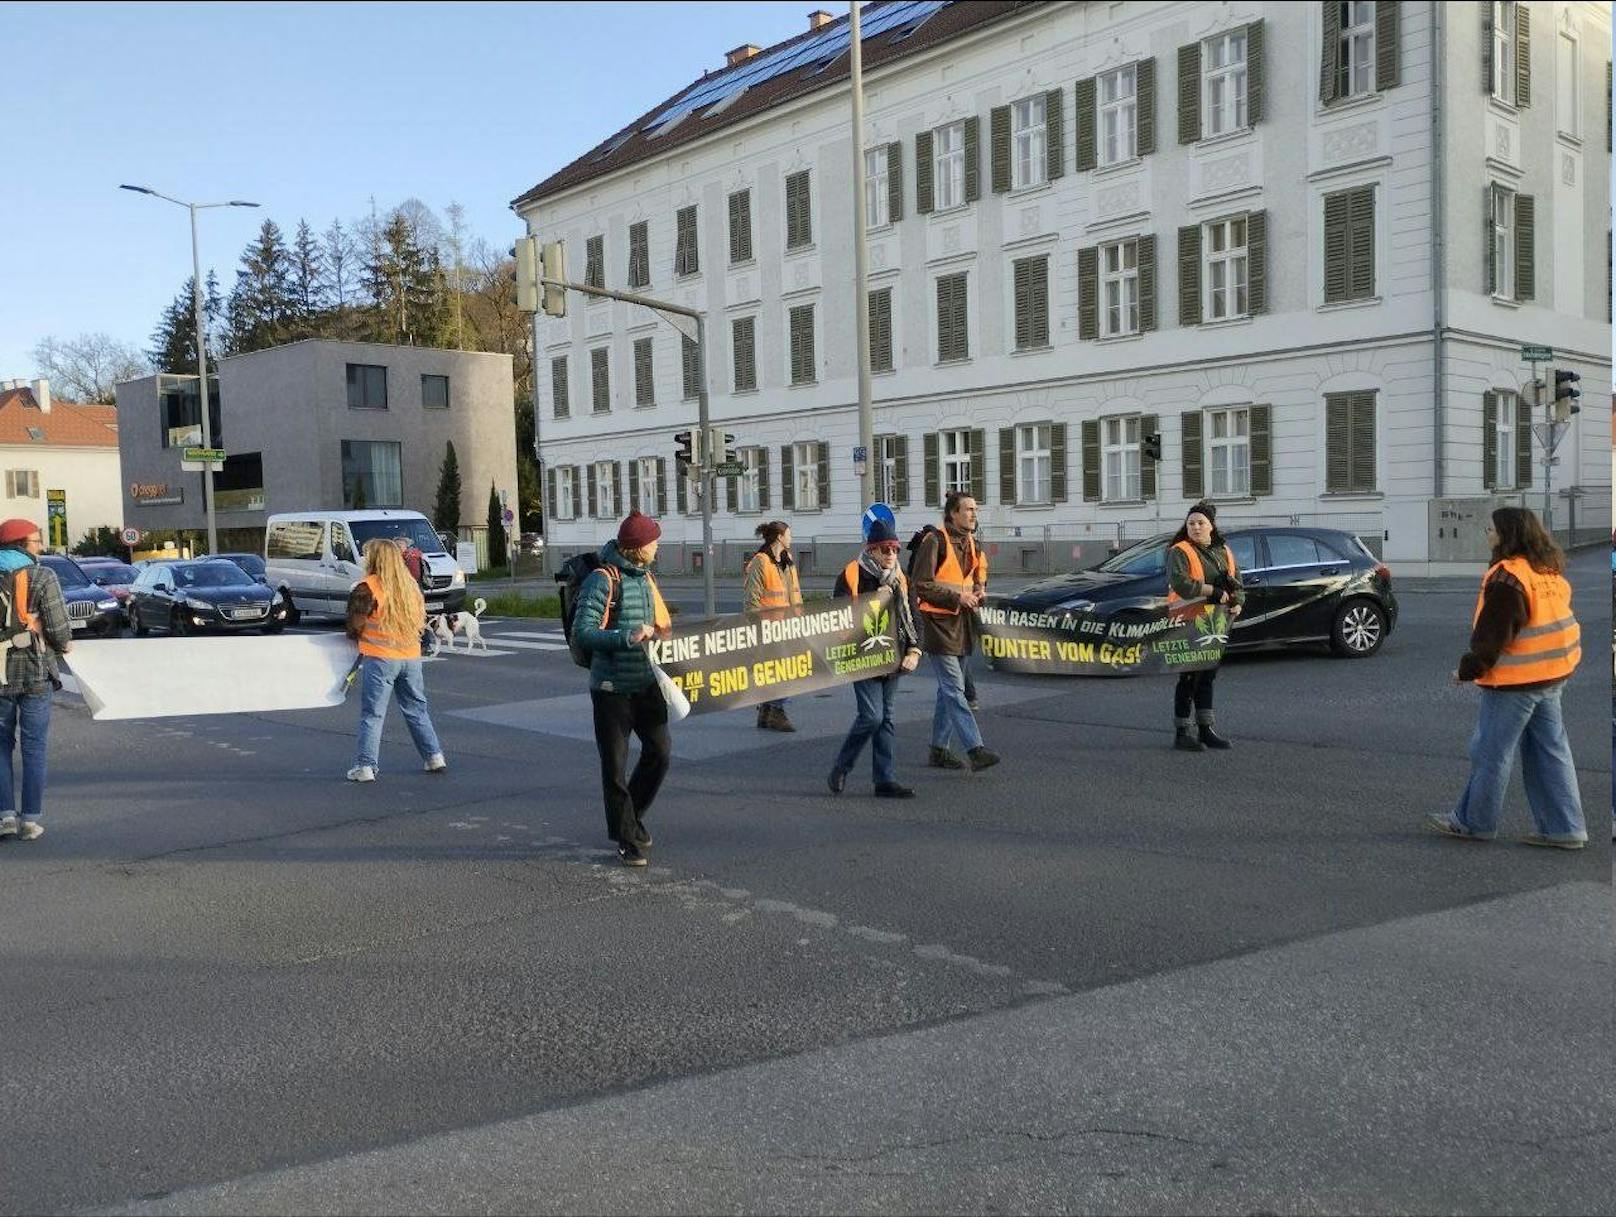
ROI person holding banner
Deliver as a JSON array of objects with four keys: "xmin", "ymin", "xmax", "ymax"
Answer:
[
  {"xmin": 744, "ymin": 521, "xmax": 802, "ymax": 732},
  {"xmin": 912, "ymin": 492, "xmax": 999, "ymax": 773},
  {"xmin": 1166, "ymin": 502, "xmax": 1244, "ymax": 752},
  {"xmin": 0, "ymin": 519, "xmax": 71, "ymax": 842},
  {"xmin": 344, "ymin": 539, "xmax": 447, "ymax": 783},
  {"xmin": 576, "ymin": 511, "xmax": 673, "ymax": 868},
  {"xmin": 827, "ymin": 513, "xmax": 922, "ymax": 798}
]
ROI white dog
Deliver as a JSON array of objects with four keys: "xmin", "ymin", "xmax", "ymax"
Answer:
[{"xmin": 444, "ymin": 597, "xmax": 488, "ymax": 652}]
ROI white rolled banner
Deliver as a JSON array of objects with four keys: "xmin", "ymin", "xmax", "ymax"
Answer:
[{"xmin": 65, "ymin": 635, "xmax": 359, "ymax": 720}]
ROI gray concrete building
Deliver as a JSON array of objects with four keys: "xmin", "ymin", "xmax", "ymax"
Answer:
[{"xmin": 116, "ymin": 340, "xmax": 516, "ymax": 554}]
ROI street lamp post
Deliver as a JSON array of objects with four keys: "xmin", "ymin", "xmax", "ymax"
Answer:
[{"xmin": 120, "ymin": 185, "xmax": 259, "ymax": 555}]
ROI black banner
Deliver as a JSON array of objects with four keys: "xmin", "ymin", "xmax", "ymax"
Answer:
[{"xmin": 976, "ymin": 597, "xmax": 1227, "ymax": 676}]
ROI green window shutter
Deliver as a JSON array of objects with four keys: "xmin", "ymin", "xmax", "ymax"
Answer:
[
  {"xmin": 681, "ymin": 335, "xmax": 698, "ymax": 398},
  {"xmin": 1030, "ymin": 257, "xmax": 1048, "ymax": 346},
  {"xmin": 785, "ymin": 171, "xmax": 812, "ymax": 248},
  {"xmin": 591, "ymin": 346, "xmax": 609, "ymax": 413},
  {"xmin": 1136, "ymin": 58, "xmax": 1156, "ymax": 156},
  {"xmin": 1349, "ymin": 185, "xmax": 1376, "ymax": 299},
  {"xmin": 1077, "ymin": 245, "xmax": 1098, "ymax": 339},
  {"xmin": 1350, "ymin": 393, "xmax": 1376, "ymax": 492},
  {"xmin": 628, "ymin": 222, "xmax": 648, "ymax": 288},
  {"xmin": 1045, "ymin": 88, "xmax": 1065, "ymax": 179},
  {"xmin": 1481, "ymin": 392, "xmax": 1497, "ymax": 490},
  {"xmin": 1515, "ymin": 395, "xmax": 1532, "ymax": 487},
  {"xmin": 675, "ymin": 463, "xmax": 687, "ymax": 514},
  {"xmin": 1138, "ymin": 234, "xmax": 1158, "ymax": 332},
  {"xmin": 1375, "ymin": 1, "xmax": 1399, "ymax": 91},
  {"xmin": 585, "ymin": 235, "xmax": 604, "ymax": 288},
  {"xmin": 1074, "ymin": 78, "xmax": 1096, "ymax": 170},
  {"xmin": 1321, "ymin": 0, "xmax": 1341, "ymax": 104},
  {"xmin": 675, "ymin": 205, "xmax": 698, "ymax": 276},
  {"xmin": 894, "ymin": 435, "xmax": 910, "ymax": 506},
  {"xmin": 1246, "ymin": 21, "xmax": 1266, "ymax": 123},
  {"xmin": 732, "ymin": 317, "xmax": 755, "ymax": 392},
  {"xmin": 1606, "ymin": 61, "xmax": 1611, "ymax": 153},
  {"xmin": 968, "ymin": 429, "xmax": 985, "ymax": 503},
  {"xmin": 1481, "ymin": 2, "xmax": 1494, "ymax": 94},
  {"xmin": 1323, "ymin": 190, "xmax": 1350, "ymax": 303},
  {"xmin": 1180, "ymin": 411, "xmax": 1204, "ymax": 499},
  {"xmin": 726, "ymin": 467, "xmax": 737, "ymax": 513},
  {"xmin": 1514, "ymin": 1, "xmax": 1530, "ymax": 107},
  {"xmin": 887, "ymin": 142, "xmax": 904, "ymax": 221},
  {"xmin": 1325, "ymin": 394, "xmax": 1350, "ymax": 492},
  {"xmin": 634, "ymin": 338, "xmax": 653, "ymax": 406},
  {"xmin": 629, "ymin": 460, "xmax": 641, "ymax": 512},
  {"xmin": 780, "ymin": 445, "xmax": 794, "ymax": 511},
  {"xmin": 1139, "ymin": 414, "xmax": 1158, "ymax": 500},
  {"xmin": 551, "ymin": 356, "xmax": 569, "ymax": 418},
  {"xmin": 1247, "ymin": 210, "xmax": 1268, "ymax": 314},
  {"xmin": 1080, "ymin": 419, "xmax": 1100, "ymax": 501},
  {"xmin": 817, "ymin": 441, "xmax": 831, "ymax": 508},
  {"xmin": 963, "ymin": 116, "xmax": 981, "ymax": 202},
  {"xmin": 923, "ymin": 431, "xmax": 939, "ymax": 508},
  {"xmin": 1178, "ymin": 224, "xmax": 1202, "ymax": 325},
  {"xmin": 1050, "ymin": 422, "xmax": 1068, "ymax": 502},
  {"xmin": 1013, "ymin": 260, "xmax": 1029, "ymax": 349},
  {"xmin": 1249, "ymin": 404, "xmax": 1272, "ymax": 496},
  {"xmin": 614, "ymin": 461, "xmax": 624, "ymax": 516},
  {"xmin": 756, "ymin": 448, "xmax": 770, "ymax": 511},
  {"xmin": 571, "ymin": 467, "xmax": 582, "ymax": 520},
  {"xmin": 547, "ymin": 467, "xmax": 557, "ymax": 519},
  {"xmin": 1178, "ymin": 43, "xmax": 1201, "ymax": 144},
  {"xmin": 587, "ymin": 464, "xmax": 599, "ymax": 517},
  {"xmin": 999, "ymin": 427, "xmax": 1016, "ymax": 505},
  {"xmin": 915, "ymin": 130, "xmax": 934, "ymax": 214},
  {"xmin": 728, "ymin": 190, "xmax": 752, "ymax": 263},
  {"xmin": 990, "ymin": 105, "xmax": 1012, "ymax": 193},
  {"xmin": 937, "ymin": 273, "xmax": 968, "ymax": 362},
  {"xmin": 1484, "ymin": 186, "xmax": 1497, "ymax": 294},
  {"xmin": 870, "ymin": 288, "xmax": 893, "ymax": 372},
  {"xmin": 1514, "ymin": 193, "xmax": 1534, "ymax": 302}
]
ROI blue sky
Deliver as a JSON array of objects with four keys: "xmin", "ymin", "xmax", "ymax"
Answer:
[{"xmin": 0, "ymin": 1, "xmax": 816, "ymax": 382}]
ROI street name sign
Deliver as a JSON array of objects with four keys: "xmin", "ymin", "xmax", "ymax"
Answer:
[
  {"xmin": 713, "ymin": 460, "xmax": 747, "ymax": 477},
  {"xmin": 1520, "ymin": 344, "xmax": 1553, "ymax": 362}
]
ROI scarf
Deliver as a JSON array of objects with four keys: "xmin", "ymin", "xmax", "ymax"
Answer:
[
  {"xmin": 857, "ymin": 549, "xmax": 918, "ymax": 651},
  {"xmin": 0, "ymin": 548, "xmax": 33, "ymax": 573}
]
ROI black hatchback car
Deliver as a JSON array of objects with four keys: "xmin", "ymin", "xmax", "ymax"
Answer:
[
  {"xmin": 37, "ymin": 554, "xmax": 123, "ymax": 637},
  {"xmin": 126, "ymin": 560, "xmax": 290, "ymax": 635},
  {"xmin": 1008, "ymin": 527, "xmax": 1398, "ymax": 658}
]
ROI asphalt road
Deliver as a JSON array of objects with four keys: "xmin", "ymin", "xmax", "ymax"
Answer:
[{"xmin": 1, "ymin": 551, "xmax": 1608, "ymax": 1215}]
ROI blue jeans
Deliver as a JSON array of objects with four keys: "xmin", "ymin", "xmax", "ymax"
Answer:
[
  {"xmin": 1451, "ymin": 685, "xmax": 1586, "ymax": 841},
  {"xmin": 0, "ymin": 691, "xmax": 50, "ymax": 820},
  {"xmin": 929, "ymin": 654, "xmax": 983, "ymax": 752},
  {"xmin": 833, "ymin": 674, "xmax": 900, "ymax": 785},
  {"xmin": 355, "ymin": 657, "xmax": 442, "ymax": 772}
]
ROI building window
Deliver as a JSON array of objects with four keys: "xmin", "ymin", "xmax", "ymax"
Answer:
[
  {"xmin": 674, "ymin": 205, "xmax": 699, "ymax": 276},
  {"xmin": 864, "ymin": 145, "xmax": 890, "ymax": 228},
  {"xmin": 732, "ymin": 316, "xmax": 757, "ymax": 392},
  {"xmin": 1322, "ymin": 184, "xmax": 1376, "ymax": 303},
  {"xmin": 793, "ymin": 440, "xmax": 821, "ymax": 510},
  {"xmin": 345, "ymin": 363, "xmax": 387, "ymax": 409},
  {"xmin": 869, "ymin": 287, "xmax": 894, "ymax": 373},
  {"xmin": 1490, "ymin": 186, "xmax": 1514, "ymax": 299},
  {"xmin": 785, "ymin": 170, "xmax": 812, "ymax": 249},
  {"xmin": 1324, "ymin": 391, "xmax": 1377, "ymax": 493},
  {"xmin": 585, "ymin": 235, "xmax": 605, "ymax": 289},
  {"xmin": 1338, "ymin": 1, "xmax": 1376, "ymax": 99},
  {"xmin": 1493, "ymin": 392, "xmax": 1518, "ymax": 490},
  {"xmin": 554, "ymin": 466, "xmax": 576, "ymax": 521},
  {"xmin": 935, "ymin": 272, "xmax": 969, "ymax": 362},
  {"xmin": 933, "ymin": 121, "xmax": 966, "ymax": 209},
  {"xmin": 628, "ymin": 221, "xmax": 649, "ymax": 288},
  {"xmin": 550, "ymin": 355, "xmax": 569, "ymax": 419},
  {"xmin": 1017, "ymin": 423, "xmax": 1052, "ymax": 505},
  {"xmin": 875, "ymin": 434, "xmax": 901, "ymax": 504},
  {"xmin": 590, "ymin": 347, "xmax": 610, "ymax": 413},
  {"xmin": 340, "ymin": 440, "xmax": 402, "ymax": 508},
  {"xmin": 421, "ymin": 374, "xmax": 449, "ymax": 409},
  {"xmin": 159, "ymin": 377, "xmax": 221, "ymax": 448},
  {"xmin": 1098, "ymin": 64, "xmax": 1137, "ymax": 165},
  {"xmin": 738, "ymin": 447, "xmax": 764, "ymax": 513},
  {"xmin": 1206, "ymin": 407, "xmax": 1250, "ymax": 497},
  {"xmin": 633, "ymin": 337, "xmax": 654, "ymax": 407},
  {"xmin": 1204, "ymin": 216, "xmax": 1249, "ymax": 320},
  {"xmin": 1557, "ymin": 32, "xmax": 1578, "ymax": 137},
  {"xmin": 1492, "ymin": 2, "xmax": 1515, "ymax": 104},
  {"xmin": 789, "ymin": 304, "xmax": 816, "ymax": 385},
  {"xmin": 5, "ymin": 470, "xmax": 39, "ymax": 499},
  {"xmin": 940, "ymin": 428, "xmax": 973, "ymax": 495},
  {"xmin": 1012, "ymin": 256, "xmax": 1050, "ymax": 350},
  {"xmin": 681, "ymin": 335, "xmax": 702, "ymax": 400},
  {"xmin": 1100, "ymin": 240, "xmax": 1140, "ymax": 337},
  {"xmin": 1012, "ymin": 95, "xmax": 1047, "ymax": 188},
  {"xmin": 1102, "ymin": 417, "xmax": 1141, "ymax": 502},
  {"xmin": 1203, "ymin": 28, "xmax": 1248, "ymax": 136},
  {"xmin": 634, "ymin": 456, "xmax": 659, "ymax": 513},
  {"xmin": 728, "ymin": 189, "xmax": 753, "ymax": 263},
  {"xmin": 594, "ymin": 460, "xmax": 617, "ymax": 517}
]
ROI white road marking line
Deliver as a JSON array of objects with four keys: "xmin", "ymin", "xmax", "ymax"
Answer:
[{"xmin": 496, "ymin": 630, "xmax": 564, "ymax": 641}]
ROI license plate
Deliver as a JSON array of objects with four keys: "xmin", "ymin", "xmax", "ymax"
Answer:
[{"xmin": 229, "ymin": 609, "xmax": 261, "ymax": 620}]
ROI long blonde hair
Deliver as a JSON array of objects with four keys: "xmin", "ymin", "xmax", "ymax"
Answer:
[{"xmin": 363, "ymin": 538, "xmax": 425, "ymax": 642}]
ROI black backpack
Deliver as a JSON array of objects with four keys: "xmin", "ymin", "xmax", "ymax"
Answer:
[
  {"xmin": 557, "ymin": 553, "xmax": 619, "ymax": 668},
  {"xmin": 905, "ymin": 525, "xmax": 940, "ymax": 581}
]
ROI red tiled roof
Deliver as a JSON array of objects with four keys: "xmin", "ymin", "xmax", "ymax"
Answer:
[
  {"xmin": 0, "ymin": 388, "xmax": 119, "ymax": 448},
  {"xmin": 512, "ymin": 1, "xmax": 1043, "ymax": 210}
]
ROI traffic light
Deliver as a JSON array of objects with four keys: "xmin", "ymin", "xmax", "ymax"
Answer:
[
  {"xmin": 540, "ymin": 240, "xmax": 567, "ymax": 317},
  {"xmin": 1552, "ymin": 368, "xmax": 1582, "ymax": 420},
  {"xmin": 674, "ymin": 429, "xmax": 703, "ymax": 470},
  {"xmin": 1142, "ymin": 432, "xmax": 1163, "ymax": 462},
  {"xmin": 513, "ymin": 238, "xmax": 538, "ymax": 313},
  {"xmin": 708, "ymin": 428, "xmax": 736, "ymax": 464}
]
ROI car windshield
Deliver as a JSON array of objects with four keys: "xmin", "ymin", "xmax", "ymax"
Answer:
[
  {"xmin": 221, "ymin": 554, "xmax": 266, "ymax": 577},
  {"xmin": 41, "ymin": 557, "xmax": 90, "ymax": 588},
  {"xmin": 173, "ymin": 563, "xmax": 254, "ymax": 589},
  {"xmin": 1095, "ymin": 538, "xmax": 1170, "ymax": 576},
  {"xmin": 89, "ymin": 563, "xmax": 138, "ymax": 582},
  {"xmin": 349, "ymin": 519, "xmax": 442, "ymax": 554}
]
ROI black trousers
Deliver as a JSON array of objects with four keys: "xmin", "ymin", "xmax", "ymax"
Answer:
[
  {"xmin": 589, "ymin": 687, "xmax": 671, "ymax": 844},
  {"xmin": 1173, "ymin": 667, "xmax": 1219, "ymax": 722}
]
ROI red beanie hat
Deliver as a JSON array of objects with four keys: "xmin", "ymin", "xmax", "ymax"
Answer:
[
  {"xmin": 0, "ymin": 519, "xmax": 39, "ymax": 545},
  {"xmin": 617, "ymin": 510, "xmax": 661, "ymax": 550}
]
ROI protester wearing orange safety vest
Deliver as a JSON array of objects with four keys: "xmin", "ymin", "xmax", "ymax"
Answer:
[
  {"xmin": 0, "ymin": 519, "xmax": 71, "ymax": 843},
  {"xmin": 344, "ymin": 538, "xmax": 446, "ymax": 783},
  {"xmin": 1425, "ymin": 507, "xmax": 1587, "ymax": 850},
  {"xmin": 743, "ymin": 520, "xmax": 802, "ymax": 732},
  {"xmin": 1165, "ymin": 501, "xmax": 1244, "ymax": 752},
  {"xmin": 910, "ymin": 492, "xmax": 998, "ymax": 773}
]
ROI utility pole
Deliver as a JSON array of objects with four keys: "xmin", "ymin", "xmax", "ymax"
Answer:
[{"xmin": 849, "ymin": 0, "xmax": 875, "ymax": 507}]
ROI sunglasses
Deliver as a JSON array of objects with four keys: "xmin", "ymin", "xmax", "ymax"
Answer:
[{"xmin": 870, "ymin": 542, "xmax": 900, "ymax": 554}]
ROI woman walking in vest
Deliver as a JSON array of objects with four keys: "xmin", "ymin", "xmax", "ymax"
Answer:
[
  {"xmin": 744, "ymin": 521, "xmax": 801, "ymax": 732},
  {"xmin": 344, "ymin": 539, "xmax": 446, "ymax": 782},
  {"xmin": 575, "ymin": 511, "xmax": 673, "ymax": 867},
  {"xmin": 1426, "ymin": 507, "xmax": 1586, "ymax": 849},
  {"xmin": 827, "ymin": 512, "xmax": 922, "ymax": 798},
  {"xmin": 1166, "ymin": 501, "xmax": 1244, "ymax": 751},
  {"xmin": 0, "ymin": 519, "xmax": 71, "ymax": 842}
]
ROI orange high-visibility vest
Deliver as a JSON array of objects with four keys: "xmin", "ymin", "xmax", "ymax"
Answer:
[
  {"xmin": 597, "ymin": 564, "xmax": 672, "ymax": 632},
  {"xmin": 9, "ymin": 568, "xmax": 33, "ymax": 631},
  {"xmin": 1473, "ymin": 558, "xmax": 1581, "ymax": 687},
  {"xmin": 1166, "ymin": 540, "xmax": 1237, "ymax": 613},
  {"xmin": 357, "ymin": 574, "xmax": 422, "ymax": 660},
  {"xmin": 841, "ymin": 560, "xmax": 908, "ymax": 601},
  {"xmin": 746, "ymin": 551, "xmax": 801, "ymax": 611},
  {"xmin": 973, "ymin": 548, "xmax": 988, "ymax": 588},
  {"xmin": 917, "ymin": 530, "xmax": 979, "ymax": 616}
]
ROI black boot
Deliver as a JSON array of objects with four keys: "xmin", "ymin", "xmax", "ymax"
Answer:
[
  {"xmin": 929, "ymin": 746, "xmax": 966, "ymax": 770},
  {"xmin": 756, "ymin": 705, "xmax": 771, "ymax": 730},
  {"xmin": 1198, "ymin": 723, "xmax": 1232, "ymax": 750},
  {"xmin": 1174, "ymin": 725, "xmax": 1205, "ymax": 752}
]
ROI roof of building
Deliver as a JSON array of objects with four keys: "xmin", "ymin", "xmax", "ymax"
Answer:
[
  {"xmin": 0, "ymin": 387, "xmax": 118, "ymax": 449},
  {"xmin": 511, "ymin": 0, "xmax": 1042, "ymax": 211}
]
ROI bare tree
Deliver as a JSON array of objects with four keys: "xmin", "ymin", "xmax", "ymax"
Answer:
[
  {"xmin": 30, "ymin": 333, "xmax": 149, "ymax": 402},
  {"xmin": 322, "ymin": 218, "xmax": 357, "ymax": 309}
]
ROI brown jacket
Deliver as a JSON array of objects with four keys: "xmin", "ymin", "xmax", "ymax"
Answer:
[{"xmin": 910, "ymin": 524, "xmax": 979, "ymax": 656}]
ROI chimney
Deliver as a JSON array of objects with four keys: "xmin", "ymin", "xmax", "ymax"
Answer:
[
  {"xmin": 807, "ymin": 10, "xmax": 833, "ymax": 30},
  {"xmin": 726, "ymin": 43, "xmax": 762, "ymax": 66},
  {"xmin": 32, "ymin": 379, "xmax": 49, "ymax": 413}
]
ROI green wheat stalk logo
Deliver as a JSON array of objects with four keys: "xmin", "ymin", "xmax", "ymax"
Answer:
[{"xmin": 861, "ymin": 600, "xmax": 893, "ymax": 651}]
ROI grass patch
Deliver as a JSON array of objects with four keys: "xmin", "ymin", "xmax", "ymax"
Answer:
[{"xmin": 474, "ymin": 591, "xmax": 561, "ymax": 618}]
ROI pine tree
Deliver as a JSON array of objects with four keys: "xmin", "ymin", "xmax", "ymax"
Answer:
[
  {"xmin": 288, "ymin": 219, "xmax": 326, "ymax": 335},
  {"xmin": 486, "ymin": 482, "xmax": 507, "ymax": 570},
  {"xmin": 226, "ymin": 219, "xmax": 295, "ymax": 353},
  {"xmin": 433, "ymin": 441, "xmax": 462, "ymax": 535},
  {"xmin": 148, "ymin": 274, "xmax": 223, "ymax": 374}
]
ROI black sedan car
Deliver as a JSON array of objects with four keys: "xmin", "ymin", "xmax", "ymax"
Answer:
[
  {"xmin": 1007, "ymin": 527, "xmax": 1397, "ymax": 658},
  {"xmin": 214, "ymin": 552, "xmax": 268, "ymax": 582},
  {"xmin": 37, "ymin": 555, "xmax": 123, "ymax": 637},
  {"xmin": 126, "ymin": 560, "xmax": 290, "ymax": 635}
]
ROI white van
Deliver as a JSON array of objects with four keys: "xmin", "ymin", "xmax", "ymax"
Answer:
[{"xmin": 264, "ymin": 510, "xmax": 467, "ymax": 622}]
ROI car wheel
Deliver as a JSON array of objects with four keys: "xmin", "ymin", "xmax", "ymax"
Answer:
[
  {"xmin": 170, "ymin": 609, "xmax": 189, "ymax": 637},
  {"xmin": 261, "ymin": 619, "xmax": 284, "ymax": 635},
  {"xmin": 130, "ymin": 605, "xmax": 147, "ymax": 637},
  {"xmin": 1331, "ymin": 598, "xmax": 1387, "ymax": 658},
  {"xmin": 282, "ymin": 596, "xmax": 301, "ymax": 627}
]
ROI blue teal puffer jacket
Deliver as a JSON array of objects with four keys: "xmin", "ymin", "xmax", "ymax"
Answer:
[{"xmin": 574, "ymin": 540, "xmax": 663, "ymax": 694}]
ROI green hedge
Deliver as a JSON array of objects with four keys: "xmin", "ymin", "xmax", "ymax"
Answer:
[{"xmin": 474, "ymin": 591, "xmax": 560, "ymax": 619}]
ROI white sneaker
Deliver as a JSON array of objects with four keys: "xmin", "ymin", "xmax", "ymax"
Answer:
[
  {"xmin": 346, "ymin": 765, "xmax": 376, "ymax": 783},
  {"xmin": 17, "ymin": 820, "xmax": 41, "ymax": 841},
  {"xmin": 0, "ymin": 814, "xmax": 16, "ymax": 838},
  {"xmin": 424, "ymin": 753, "xmax": 447, "ymax": 774}
]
